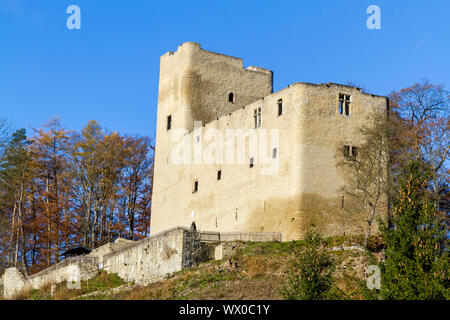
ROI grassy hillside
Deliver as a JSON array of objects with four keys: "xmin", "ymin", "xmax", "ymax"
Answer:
[{"xmin": 15, "ymin": 236, "xmax": 384, "ymax": 300}]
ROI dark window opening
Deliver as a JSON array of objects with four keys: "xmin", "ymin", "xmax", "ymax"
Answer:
[
  {"xmin": 229, "ymin": 92, "xmax": 234, "ymax": 103},
  {"xmin": 351, "ymin": 146, "xmax": 358, "ymax": 159},
  {"xmin": 342, "ymin": 196, "xmax": 345, "ymax": 209},
  {"xmin": 249, "ymin": 157, "xmax": 254, "ymax": 168},
  {"xmin": 193, "ymin": 180, "xmax": 198, "ymax": 193},
  {"xmin": 277, "ymin": 99, "xmax": 283, "ymax": 116},
  {"xmin": 215, "ymin": 217, "xmax": 218, "ymax": 228},
  {"xmin": 272, "ymin": 148, "xmax": 278, "ymax": 159},
  {"xmin": 217, "ymin": 170, "xmax": 222, "ymax": 180},
  {"xmin": 254, "ymin": 107, "xmax": 262, "ymax": 128},
  {"xmin": 344, "ymin": 145, "xmax": 350, "ymax": 157},
  {"xmin": 167, "ymin": 115, "xmax": 172, "ymax": 131},
  {"xmin": 338, "ymin": 94, "xmax": 351, "ymax": 116},
  {"xmin": 345, "ymin": 101, "xmax": 350, "ymax": 116},
  {"xmin": 344, "ymin": 145, "xmax": 358, "ymax": 159}
]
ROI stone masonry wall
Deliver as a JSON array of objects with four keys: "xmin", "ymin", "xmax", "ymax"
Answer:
[
  {"xmin": 2, "ymin": 227, "xmax": 281, "ymax": 298},
  {"xmin": 102, "ymin": 227, "xmax": 186, "ymax": 285},
  {"xmin": 1, "ymin": 256, "xmax": 99, "ymax": 299}
]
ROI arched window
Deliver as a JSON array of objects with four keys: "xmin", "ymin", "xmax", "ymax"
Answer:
[{"xmin": 228, "ymin": 92, "xmax": 234, "ymax": 103}]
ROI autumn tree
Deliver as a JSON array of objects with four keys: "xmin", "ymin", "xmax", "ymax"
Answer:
[
  {"xmin": 0, "ymin": 118, "xmax": 154, "ymax": 273},
  {"xmin": 120, "ymin": 136, "xmax": 154, "ymax": 240},
  {"xmin": 29, "ymin": 119, "xmax": 75, "ymax": 267},
  {"xmin": 70, "ymin": 121, "xmax": 154, "ymax": 247}
]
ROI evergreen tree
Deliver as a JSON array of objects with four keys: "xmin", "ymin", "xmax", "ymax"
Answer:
[
  {"xmin": 281, "ymin": 231, "xmax": 336, "ymax": 300},
  {"xmin": 380, "ymin": 160, "xmax": 449, "ymax": 299}
]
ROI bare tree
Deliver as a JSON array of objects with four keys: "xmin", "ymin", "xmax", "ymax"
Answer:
[
  {"xmin": 389, "ymin": 79, "xmax": 449, "ymax": 209},
  {"xmin": 338, "ymin": 113, "xmax": 391, "ymax": 247}
]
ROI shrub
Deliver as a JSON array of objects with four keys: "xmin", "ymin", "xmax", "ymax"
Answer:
[{"xmin": 281, "ymin": 231, "xmax": 338, "ymax": 300}]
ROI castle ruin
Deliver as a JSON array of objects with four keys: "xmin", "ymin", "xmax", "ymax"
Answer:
[
  {"xmin": 150, "ymin": 42, "xmax": 389, "ymax": 241},
  {"xmin": 1, "ymin": 43, "xmax": 389, "ymax": 298}
]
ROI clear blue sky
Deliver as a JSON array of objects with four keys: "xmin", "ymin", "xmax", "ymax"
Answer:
[{"xmin": 1, "ymin": 0, "xmax": 449, "ymax": 139}]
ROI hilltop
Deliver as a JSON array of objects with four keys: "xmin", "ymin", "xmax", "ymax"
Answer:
[{"xmin": 10, "ymin": 235, "xmax": 385, "ymax": 300}]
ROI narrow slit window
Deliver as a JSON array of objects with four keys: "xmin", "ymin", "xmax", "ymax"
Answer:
[
  {"xmin": 229, "ymin": 92, "xmax": 234, "ymax": 103},
  {"xmin": 277, "ymin": 99, "xmax": 283, "ymax": 116},
  {"xmin": 167, "ymin": 115, "xmax": 172, "ymax": 131},
  {"xmin": 254, "ymin": 107, "xmax": 262, "ymax": 128},
  {"xmin": 193, "ymin": 180, "xmax": 198, "ymax": 193},
  {"xmin": 341, "ymin": 196, "xmax": 345, "ymax": 209},
  {"xmin": 344, "ymin": 145, "xmax": 351, "ymax": 158},
  {"xmin": 345, "ymin": 94, "xmax": 351, "ymax": 116},
  {"xmin": 351, "ymin": 146, "xmax": 358, "ymax": 159},
  {"xmin": 217, "ymin": 170, "xmax": 222, "ymax": 181},
  {"xmin": 338, "ymin": 94, "xmax": 344, "ymax": 114},
  {"xmin": 249, "ymin": 157, "xmax": 254, "ymax": 168},
  {"xmin": 272, "ymin": 148, "xmax": 278, "ymax": 159},
  {"xmin": 338, "ymin": 94, "xmax": 351, "ymax": 116},
  {"xmin": 344, "ymin": 145, "xmax": 358, "ymax": 159}
]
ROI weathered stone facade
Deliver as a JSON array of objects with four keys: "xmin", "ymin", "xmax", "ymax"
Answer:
[{"xmin": 151, "ymin": 43, "xmax": 389, "ymax": 241}]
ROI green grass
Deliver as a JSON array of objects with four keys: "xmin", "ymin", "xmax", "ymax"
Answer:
[
  {"xmin": 238, "ymin": 240, "xmax": 306, "ymax": 256},
  {"xmin": 21, "ymin": 235, "xmax": 383, "ymax": 300},
  {"xmin": 26, "ymin": 271, "xmax": 126, "ymax": 300}
]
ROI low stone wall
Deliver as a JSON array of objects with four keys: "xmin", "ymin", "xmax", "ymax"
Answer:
[
  {"xmin": 2, "ymin": 268, "xmax": 26, "ymax": 299},
  {"xmin": 1, "ymin": 256, "xmax": 99, "ymax": 299},
  {"xmin": 2, "ymin": 227, "xmax": 282, "ymax": 298},
  {"xmin": 199, "ymin": 231, "xmax": 282, "ymax": 243},
  {"xmin": 103, "ymin": 228, "xmax": 191, "ymax": 284},
  {"xmin": 27, "ymin": 256, "xmax": 99, "ymax": 291},
  {"xmin": 102, "ymin": 228, "xmax": 281, "ymax": 285},
  {"xmin": 90, "ymin": 238, "xmax": 135, "ymax": 263}
]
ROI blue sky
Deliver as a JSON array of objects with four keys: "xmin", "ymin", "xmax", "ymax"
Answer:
[{"xmin": 1, "ymin": 0, "xmax": 449, "ymax": 139}]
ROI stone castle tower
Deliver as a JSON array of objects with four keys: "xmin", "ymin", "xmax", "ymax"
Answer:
[{"xmin": 150, "ymin": 42, "xmax": 388, "ymax": 241}]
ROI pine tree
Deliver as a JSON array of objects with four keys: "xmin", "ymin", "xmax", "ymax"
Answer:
[
  {"xmin": 281, "ymin": 231, "xmax": 336, "ymax": 300},
  {"xmin": 380, "ymin": 160, "xmax": 449, "ymax": 299}
]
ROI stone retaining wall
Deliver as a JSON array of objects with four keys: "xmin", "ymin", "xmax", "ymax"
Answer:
[{"xmin": 2, "ymin": 227, "xmax": 281, "ymax": 298}]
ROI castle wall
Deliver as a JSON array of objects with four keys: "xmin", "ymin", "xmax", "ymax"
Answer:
[
  {"xmin": 151, "ymin": 47, "xmax": 389, "ymax": 241},
  {"xmin": 156, "ymin": 42, "xmax": 273, "ymax": 132},
  {"xmin": 2, "ymin": 227, "xmax": 281, "ymax": 298},
  {"xmin": 26, "ymin": 260, "xmax": 98, "ymax": 291},
  {"xmin": 2, "ymin": 268, "xmax": 26, "ymax": 299},
  {"xmin": 294, "ymin": 83, "xmax": 389, "ymax": 237},
  {"xmin": 152, "ymin": 43, "xmax": 275, "ymax": 239},
  {"xmin": 1, "ymin": 257, "xmax": 99, "ymax": 299},
  {"xmin": 151, "ymin": 83, "xmax": 306, "ymax": 240},
  {"xmin": 102, "ymin": 228, "xmax": 186, "ymax": 285},
  {"xmin": 89, "ymin": 237, "xmax": 135, "ymax": 264}
]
